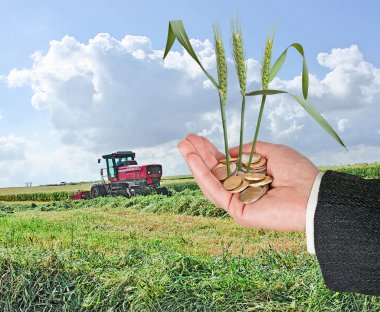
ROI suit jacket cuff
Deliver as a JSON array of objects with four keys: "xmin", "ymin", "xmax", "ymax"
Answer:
[{"xmin": 306, "ymin": 171, "xmax": 324, "ymax": 255}]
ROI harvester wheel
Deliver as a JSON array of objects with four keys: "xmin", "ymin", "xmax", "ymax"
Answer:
[
  {"xmin": 157, "ymin": 186, "xmax": 169, "ymax": 196},
  {"xmin": 91, "ymin": 185, "xmax": 102, "ymax": 198},
  {"xmin": 98, "ymin": 184, "xmax": 107, "ymax": 196}
]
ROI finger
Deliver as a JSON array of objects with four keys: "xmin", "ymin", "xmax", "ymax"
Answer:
[
  {"xmin": 229, "ymin": 141, "xmax": 284, "ymax": 159},
  {"xmin": 184, "ymin": 153, "xmax": 232, "ymax": 211},
  {"xmin": 184, "ymin": 134, "xmax": 220, "ymax": 170},
  {"xmin": 178, "ymin": 139, "xmax": 199, "ymax": 164},
  {"xmin": 178, "ymin": 139, "xmax": 225, "ymax": 204},
  {"xmin": 178, "ymin": 139, "xmax": 214, "ymax": 202},
  {"xmin": 201, "ymin": 136, "xmax": 225, "ymax": 160}
]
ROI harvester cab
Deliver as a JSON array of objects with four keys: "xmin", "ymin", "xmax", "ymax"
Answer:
[
  {"xmin": 100, "ymin": 151, "xmax": 137, "ymax": 181},
  {"xmin": 90, "ymin": 151, "xmax": 168, "ymax": 198}
]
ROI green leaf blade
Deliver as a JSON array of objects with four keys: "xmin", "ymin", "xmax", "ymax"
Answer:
[
  {"xmin": 302, "ymin": 58, "xmax": 309, "ymax": 99},
  {"xmin": 163, "ymin": 20, "xmax": 219, "ymax": 89},
  {"xmin": 163, "ymin": 23, "xmax": 176, "ymax": 59},
  {"xmin": 269, "ymin": 43, "xmax": 309, "ymax": 99},
  {"xmin": 269, "ymin": 50, "xmax": 287, "ymax": 83},
  {"xmin": 245, "ymin": 89, "xmax": 287, "ymax": 97},
  {"xmin": 291, "ymin": 94, "xmax": 346, "ymax": 149}
]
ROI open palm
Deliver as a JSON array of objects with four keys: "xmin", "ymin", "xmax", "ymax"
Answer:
[{"xmin": 178, "ymin": 134, "xmax": 319, "ymax": 232}]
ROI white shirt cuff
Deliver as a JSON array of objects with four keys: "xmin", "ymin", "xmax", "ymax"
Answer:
[{"xmin": 306, "ymin": 171, "xmax": 324, "ymax": 255}]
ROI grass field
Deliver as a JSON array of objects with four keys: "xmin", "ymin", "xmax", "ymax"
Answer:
[{"xmin": 0, "ymin": 163, "xmax": 379, "ymax": 311}]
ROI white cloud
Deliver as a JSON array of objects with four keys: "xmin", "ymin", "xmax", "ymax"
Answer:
[
  {"xmin": 337, "ymin": 118, "xmax": 349, "ymax": 133},
  {"xmin": 0, "ymin": 135, "xmax": 29, "ymax": 186},
  {"xmin": 6, "ymin": 33, "xmax": 220, "ymax": 153},
  {"xmin": 317, "ymin": 45, "xmax": 380, "ymax": 106},
  {"xmin": 3, "ymin": 35, "xmax": 380, "ymax": 186},
  {"xmin": 0, "ymin": 139, "xmax": 101, "ymax": 187},
  {"xmin": 317, "ymin": 45, "xmax": 363, "ymax": 69},
  {"xmin": 267, "ymin": 44, "xmax": 380, "ymax": 152},
  {"xmin": 0, "ymin": 135, "xmax": 28, "ymax": 160}
]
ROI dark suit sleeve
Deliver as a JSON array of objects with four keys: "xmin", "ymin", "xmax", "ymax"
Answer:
[{"xmin": 314, "ymin": 170, "xmax": 380, "ymax": 296}]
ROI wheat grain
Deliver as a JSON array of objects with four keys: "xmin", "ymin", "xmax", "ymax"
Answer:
[
  {"xmin": 231, "ymin": 22, "xmax": 247, "ymax": 94},
  {"xmin": 261, "ymin": 37, "xmax": 273, "ymax": 90},
  {"xmin": 213, "ymin": 25, "xmax": 227, "ymax": 102}
]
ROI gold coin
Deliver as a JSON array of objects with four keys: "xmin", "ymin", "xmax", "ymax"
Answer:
[
  {"xmin": 229, "ymin": 179, "xmax": 249, "ymax": 194},
  {"xmin": 261, "ymin": 184, "xmax": 269, "ymax": 193},
  {"xmin": 223, "ymin": 176, "xmax": 243, "ymax": 191},
  {"xmin": 249, "ymin": 175, "xmax": 273, "ymax": 187},
  {"xmin": 212, "ymin": 165, "xmax": 228, "ymax": 181},
  {"xmin": 250, "ymin": 166, "xmax": 266, "ymax": 172},
  {"xmin": 214, "ymin": 163, "xmax": 225, "ymax": 169},
  {"xmin": 239, "ymin": 186, "xmax": 265, "ymax": 204},
  {"xmin": 219, "ymin": 157, "xmax": 238, "ymax": 164},
  {"xmin": 242, "ymin": 164, "xmax": 265, "ymax": 173},
  {"xmin": 244, "ymin": 172, "xmax": 266, "ymax": 182},
  {"xmin": 241, "ymin": 153, "xmax": 261, "ymax": 166},
  {"xmin": 212, "ymin": 163, "xmax": 237, "ymax": 181},
  {"xmin": 251, "ymin": 157, "xmax": 267, "ymax": 169},
  {"xmin": 230, "ymin": 162, "xmax": 237, "ymax": 176},
  {"xmin": 250, "ymin": 169, "xmax": 267, "ymax": 176}
]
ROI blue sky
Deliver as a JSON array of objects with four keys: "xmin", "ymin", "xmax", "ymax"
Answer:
[{"xmin": 1, "ymin": 1, "xmax": 379, "ymax": 186}]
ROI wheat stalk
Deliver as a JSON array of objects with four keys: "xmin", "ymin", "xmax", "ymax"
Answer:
[
  {"xmin": 231, "ymin": 20, "xmax": 247, "ymax": 171},
  {"xmin": 213, "ymin": 24, "xmax": 231, "ymax": 175},
  {"xmin": 247, "ymin": 36, "xmax": 274, "ymax": 171},
  {"xmin": 164, "ymin": 20, "xmax": 346, "ymax": 180}
]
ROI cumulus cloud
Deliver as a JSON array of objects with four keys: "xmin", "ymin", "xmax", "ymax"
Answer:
[
  {"xmin": 6, "ymin": 34, "xmax": 223, "ymax": 154},
  {"xmin": 3, "ymin": 35, "xmax": 380, "ymax": 185},
  {"xmin": 0, "ymin": 135, "xmax": 29, "ymax": 186},
  {"xmin": 0, "ymin": 138, "xmax": 101, "ymax": 186},
  {"xmin": 268, "ymin": 44, "xmax": 380, "ymax": 151},
  {"xmin": 317, "ymin": 45, "xmax": 380, "ymax": 105},
  {"xmin": 0, "ymin": 135, "xmax": 28, "ymax": 160}
]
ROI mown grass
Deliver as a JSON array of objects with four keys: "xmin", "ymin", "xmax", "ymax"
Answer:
[
  {"xmin": 0, "ymin": 182, "xmax": 93, "ymax": 196},
  {"xmin": 0, "ymin": 164, "xmax": 379, "ymax": 310},
  {"xmin": 320, "ymin": 162, "xmax": 380, "ymax": 179},
  {"xmin": 0, "ymin": 183, "xmax": 200, "ymax": 202},
  {"xmin": 1, "ymin": 207, "xmax": 379, "ymax": 311}
]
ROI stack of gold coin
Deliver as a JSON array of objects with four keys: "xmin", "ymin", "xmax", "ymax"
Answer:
[{"xmin": 213, "ymin": 153, "xmax": 272, "ymax": 204}]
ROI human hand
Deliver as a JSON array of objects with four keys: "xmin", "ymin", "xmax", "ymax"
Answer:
[{"xmin": 178, "ymin": 134, "xmax": 319, "ymax": 232}]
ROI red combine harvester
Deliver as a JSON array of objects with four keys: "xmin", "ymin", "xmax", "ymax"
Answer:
[{"xmin": 71, "ymin": 151, "xmax": 168, "ymax": 199}]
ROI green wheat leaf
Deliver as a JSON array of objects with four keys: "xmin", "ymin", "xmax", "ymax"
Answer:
[
  {"xmin": 163, "ymin": 20, "xmax": 219, "ymax": 89},
  {"xmin": 269, "ymin": 50, "xmax": 286, "ymax": 82},
  {"xmin": 269, "ymin": 43, "xmax": 309, "ymax": 99},
  {"xmin": 245, "ymin": 89, "xmax": 287, "ymax": 96},
  {"xmin": 290, "ymin": 94, "xmax": 346, "ymax": 149},
  {"xmin": 245, "ymin": 89, "xmax": 345, "ymax": 148}
]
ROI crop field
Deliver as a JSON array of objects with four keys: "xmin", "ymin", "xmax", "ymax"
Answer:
[{"xmin": 0, "ymin": 163, "xmax": 379, "ymax": 311}]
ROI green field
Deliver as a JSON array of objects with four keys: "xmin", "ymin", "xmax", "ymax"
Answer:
[{"xmin": 0, "ymin": 163, "xmax": 379, "ymax": 311}]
